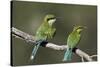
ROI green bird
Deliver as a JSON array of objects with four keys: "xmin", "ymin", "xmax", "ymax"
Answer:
[
  {"xmin": 30, "ymin": 14, "xmax": 56, "ymax": 60},
  {"xmin": 63, "ymin": 26, "xmax": 86, "ymax": 61}
]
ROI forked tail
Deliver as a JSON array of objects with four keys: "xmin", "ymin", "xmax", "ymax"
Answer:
[
  {"xmin": 30, "ymin": 41, "xmax": 41, "ymax": 60},
  {"xmin": 63, "ymin": 48, "xmax": 72, "ymax": 61}
]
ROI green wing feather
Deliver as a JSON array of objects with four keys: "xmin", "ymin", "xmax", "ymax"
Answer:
[
  {"xmin": 63, "ymin": 30, "xmax": 81, "ymax": 61},
  {"xmin": 31, "ymin": 21, "xmax": 56, "ymax": 60},
  {"xmin": 67, "ymin": 31, "xmax": 81, "ymax": 48}
]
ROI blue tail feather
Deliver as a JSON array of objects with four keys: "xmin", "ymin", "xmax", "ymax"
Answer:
[
  {"xmin": 30, "ymin": 42, "xmax": 41, "ymax": 60},
  {"xmin": 63, "ymin": 49, "xmax": 72, "ymax": 61}
]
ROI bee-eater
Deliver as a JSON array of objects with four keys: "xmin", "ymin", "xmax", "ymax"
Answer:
[
  {"xmin": 63, "ymin": 26, "xmax": 86, "ymax": 61},
  {"xmin": 30, "ymin": 14, "xmax": 56, "ymax": 60}
]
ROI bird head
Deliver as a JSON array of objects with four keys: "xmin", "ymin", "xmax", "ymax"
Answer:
[
  {"xmin": 44, "ymin": 14, "xmax": 56, "ymax": 26},
  {"xmin": 73, "ymin": 26, "xmax": 87, "ymax": 33}
]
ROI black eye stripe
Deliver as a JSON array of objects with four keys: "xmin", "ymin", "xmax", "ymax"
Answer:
[{"xmin": 47, "ymin": 17, "xmax": 55, "ymax": 21}]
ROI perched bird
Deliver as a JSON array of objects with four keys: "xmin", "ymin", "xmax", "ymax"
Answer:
[
  {"xmin": 63, "ymin": 26, "xmax": 86, "ymax": 61},
  {"xmin": 30, "ymin": 14, "xmax": 56, "ymax": 60}
]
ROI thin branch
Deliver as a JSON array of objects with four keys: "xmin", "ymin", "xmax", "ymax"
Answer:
[
  {"xmin": 90, "ymin": 55, "xmax": 97, "ymax": 58},
  {"xmin": 75, "ymin": 49, "xmax": 93, "ymax": 61},
  {"xmin": 81, "ymin": 56, "xmax": 84, "ymax": 62},
  {"xmin": 11, "ymin": 27, "xmax": 96, "ymax": 62},
  {"xmin": 12, "ymin": 27, "xmax": 36, "ymax": 43}
]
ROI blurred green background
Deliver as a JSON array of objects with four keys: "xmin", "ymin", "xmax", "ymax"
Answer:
[{"xmin": 11, "ymin": 1, "xmax": 97, "ymax": 66}]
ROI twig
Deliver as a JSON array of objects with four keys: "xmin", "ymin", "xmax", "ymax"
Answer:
[
  {"xmin": 90, "ymin": 55, "xmax": 97, "ymax": 58},
  {"xmin": 81, "ymin": 56, "xmax": 84, "ymax": 62},
  {"xmin": 11, "ymin": 27, "xmax": 96, "ymax": 62}
]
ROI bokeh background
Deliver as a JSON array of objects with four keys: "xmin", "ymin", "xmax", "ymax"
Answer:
[{"xmin": 11, "ymin": 1, "xmax": 97, "ymax": 66}]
